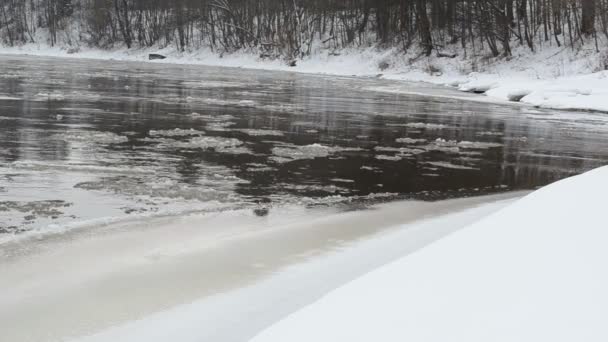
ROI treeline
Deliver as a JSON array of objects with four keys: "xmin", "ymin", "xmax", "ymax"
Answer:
[{"xmin": 1, "ymin": 0, "xmax": 606, "ymax": 59}]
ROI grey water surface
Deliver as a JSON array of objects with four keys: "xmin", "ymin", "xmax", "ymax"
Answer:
[{"xmin": 1, "ymin": 54, "xmax": 608, "ymax": 238}]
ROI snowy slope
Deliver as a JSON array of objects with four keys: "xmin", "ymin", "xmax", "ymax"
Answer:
[{"xmin": 252, "ymin": 166, "xmax": 608, "ymax": 342}]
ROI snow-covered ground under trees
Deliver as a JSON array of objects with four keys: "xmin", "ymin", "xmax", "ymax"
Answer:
[
  {"xmin": 2, "ymin": 38, "xmax": 608, "ymax": 112},
  {"xmin": 252, "ymin": 166, "xmax": 608, "ymax": 342}
]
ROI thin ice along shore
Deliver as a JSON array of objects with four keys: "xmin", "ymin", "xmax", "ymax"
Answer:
[{"xmin": 1, "ymin": 193, "xmax": 522, "ymax": 342}]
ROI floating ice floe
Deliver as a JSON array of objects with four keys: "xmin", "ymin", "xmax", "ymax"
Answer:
[
  {"xmin": 34, "ymin": 92, "xmax": 66, "ymax": 100},
  {"xmin": 218, "ymin": 146, "xmax": 253, "ymax": 155},
  {"xmin": 388, "ymin": 122, "xmax": 449, "ymax": 129},
  {"xmin": 188, "ymin": 112, "xmax": 237, "ymax": 121},
  {"xmin": 375, "ymin": 146, "xmax": 425, "ymax": 155},
  {"xmin": 395, "ymin": 137, "xmax": 427, "ymax": 144},
  {"xmin": 182, "ymin": 81, "xmax": 246, "ymax": 88},
  {"xmin": 149, "ymin": 128, "xmax": 206, "ymax": 137},
  {"xmin": 246, "ymin": 163, "xmax": 277, "ymax": 172},
  {"xmin": 422, "ymin": 138, "xmax": 502, "ymax": 153},
  {"xmin": 53, "ymin": 130, "xmax": 129, "ymax": 144},
  {"xmin": 375, "ymin": 155, "xmax": 404, "ymax": 161},
  {"xmin": 270, "ymin": 144, "xmax": 362, "ymax": 163},
  {"xmin": 406, "ymin": 122, "xmax": 449, "ymax": 129},
  {"xmin": 0, "ymin": 200, "xmax": 72, "ymax": 219},
  {"xmin": 237, "ymin": 129, "xmax": 284, "ymax": 137},
  {"xmin": 476, "ymin": 131, "xmax": 504, "ymax": 136},
  {"xmin": 145, "ymin": 136, "xmax": 245, "ymax": 152},
  {"xmin": 330, "ymin": 178, "xmax": 356, "ymax": 183},
  {"xmin": 272, "ymin": 183, "xmax": 350, "ymax": 195},
  {"xmin": 425, "ymin": 161, "xmax": 478, "ymax": 170},
  {"xmin": 0, "ymin": 95, "xmax": 21, "ymax": 100},
  {"xmin": 455, "ymin": 140, "xmax": 503, "ymax": 149},
  {"xmin": 197, "ymin": 98, "xmax": 257, "ymax": 107},
  {"xmin": 8, "ymin": 160, "xmax": 154, "ymax": 174},
  {"xmin": 205, "ymin": 122, "xmax": 236, "ymax": 131}
]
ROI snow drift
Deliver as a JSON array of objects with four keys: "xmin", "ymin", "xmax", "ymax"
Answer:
[{"xmin": 252, "ymin": 165, "xmax": 608, "ymax": 342}]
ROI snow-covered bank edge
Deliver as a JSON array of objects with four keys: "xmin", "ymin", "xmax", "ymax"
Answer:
[
  {"xmin": 252, "ymin": 166, "xmax": 608, "ymax": 342},
  {"xmin": 65, "ymin": 193, "xmax": 520, "ymax": 342},
  {"xmin": 2, "ymin": 42, "xmax": 607, "ymax": 113}
]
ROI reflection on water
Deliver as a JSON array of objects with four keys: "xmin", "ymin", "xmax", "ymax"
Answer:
[{"xmin": 1, "ymin": 55, "xmax": 608, "ymax": 238}]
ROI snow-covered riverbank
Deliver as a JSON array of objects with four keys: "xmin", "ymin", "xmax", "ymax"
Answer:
[
  {"xmin": 2, "ymin": 40, "xmax": 607, "ymax": 112},
  {"xmin": 0, "ymin": 193, "xmax": 522, "ymax": 342},
  {"xmin": 252, "ymin": 166, "xmax": 608, "ymax": 342}
]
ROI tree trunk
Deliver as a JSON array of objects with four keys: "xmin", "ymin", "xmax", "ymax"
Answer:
[
  {"xmin": 581, "ymin": 0, "xmax": 596, "ymax": 35},
  {"xmin": 416, "ymin": 0, "xmax": 433, "ymax": 56}
]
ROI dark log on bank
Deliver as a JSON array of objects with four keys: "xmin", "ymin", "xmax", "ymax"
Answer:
[
  {"xmin": 149, "ymin": 54, "xmax": 167, "ymax": 60},
  {"xmin": 437, "ymin": 52, "xmax": 457, "ymax": 58}
]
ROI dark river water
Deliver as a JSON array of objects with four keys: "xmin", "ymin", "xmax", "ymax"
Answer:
[{"xmin": 1, "ymin": 54, "xmax": 608, "ymax": 240}]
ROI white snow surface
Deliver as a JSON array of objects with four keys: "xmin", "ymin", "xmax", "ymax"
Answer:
[
  {"xmin": 2, "ymin": 39, "xmax": 607, "ymax": 112},
  {"xmin": 252, "ymin": 166, "xmax": 608, "ymax": 342}
]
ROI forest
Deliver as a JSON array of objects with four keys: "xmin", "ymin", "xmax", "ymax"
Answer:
[{"xmin": 0, "ymin": 0, "xmax": 606, "ymax": 60}]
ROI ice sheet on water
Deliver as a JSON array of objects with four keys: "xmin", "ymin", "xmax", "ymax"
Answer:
[
  {"xmin": 270, "ymin": 144, "xmax": 362, "ymax": 163},
  {"xmin": 271, "ymin": 183, "xmax": 350, "ymax": 195},
  {"xmin": 189, "ymin": 113, "xmax": 236, "ymax": 121},
  {"xmin": 420, "ymin": 138, "xmax": 502, "ymax": 154},
  {"xmin": 219, "ymin": 146, "xmax": 253, "ymax": 155},
  {"xmin": 0, "ymin": 200, "xmax": 72, "ymax": 217},
  {"xmin": 195, "ymin": 97, "xmax": 257, "ymax": 107},
  {"xmin": 425, "ymin": 161, "xmax": 478, "ymax": 170},
  {"xmin": 246, "ymin": 163, "xmax": 278, "ymax": 172},
  {"xmin": 375, "ymin": 155, "xmax": 405, "ymax": 161},
  {"xmin": 395, "ymin": 137, "xmax": 427, "ymax": 144},
  {"xmin": 205, "ymin": 122, "xmax": 236, "ymax": 131},
  {"xmin": 182, "ymin": 81, "xmax": 248, "ymax": 88},
  {"xmin": 330, "ymin": 178, "xmax": 355, "ymax": 183},
  {"xmin": 237, "ymin": 129, "xmax": 284, "ymax": 137},
  {"xmin": 387, "ymin": 122, "xmax": 450, "ymax": 129},
  {"xmin": 8, "ymin": 161, "xmax": 154, "ymax": 175},
  {"xmin": 455, "ymin": 140, "xmax": 503, "ymax": 149},
  {"xmin": 146, "ymin": 136, "xmax": 245, "ymax": 151},
  {"xmin": 52, "ymin": 130, "xmax": 129, "ymax": 144},
  {"xmin": 0, "ymin": 200, "xmax": 73, "ymax": 234},
  {"xmin": 75, "ymin": 168, "xmax": 249, "ymax": 203},
  {"xmin": 374, "ymin": 146, "xmax": 425, "ymax": 155},
  {"xmin": 476, "ymin": 131, "xmax": 504, "ymax": 137},
  {"xmin": 149, "ymin": 128, "xmax": 206, "ymax": 137},
  {"xmin": 34, "ymin": 92, "xmax": 65, "ymax": 100},
  {"xmin": 33, "ymin": 91, "xmax": 102, "ymax": 102},
  {"xmin": 373, "ymin": 137, "xmax": 500, "ymax": 161},
  {"xmin": 58, "ymin": 107, "xmax": 107, "ymax": 113}
]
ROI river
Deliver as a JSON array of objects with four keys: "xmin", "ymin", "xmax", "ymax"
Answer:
[{"xmin": 2, "ymin": 54, "xmax": 608, "ymax": 241}]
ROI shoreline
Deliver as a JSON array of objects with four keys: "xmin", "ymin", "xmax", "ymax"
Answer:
[
  {"xmin": 250, "ymin": 167, "xmax": 608, "ymax": 342},
  {"xmin": 0, "ymin": 192, "xmax": 524, "ymax": 342},
  {"xmin": 1, "ymin": 44, "xmax": 607, "ymax": 113}
]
